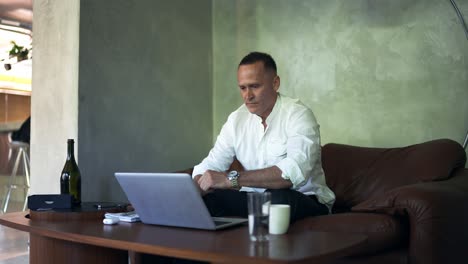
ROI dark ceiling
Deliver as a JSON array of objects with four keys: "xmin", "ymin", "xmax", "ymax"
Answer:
[{"xmin": 0, "ymin": 0, "xmax": 33, "ymax": 28}]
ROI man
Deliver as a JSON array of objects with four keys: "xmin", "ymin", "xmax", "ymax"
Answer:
[
  {"xmin": 11, "ymin": 116, "xmax": 30, "ymax": 143},
  {"xmin": 193, "ymin": 52, "xmax": 335, "ymax": 222}
]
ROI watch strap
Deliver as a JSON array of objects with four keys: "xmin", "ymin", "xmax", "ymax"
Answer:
[
  {"xmin": 228, "ymin": 170, "xmax": 240, "ymax": 188},
  {"xmin": 230, "ymin": 176, "xmax": 239, "ymax": 188}
]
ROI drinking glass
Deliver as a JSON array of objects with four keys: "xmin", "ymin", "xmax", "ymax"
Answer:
[{"xmin": 247, "ymin": 192, "xmax": 271, "ymax": 242}]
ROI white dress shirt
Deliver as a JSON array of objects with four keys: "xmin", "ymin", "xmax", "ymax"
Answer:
[{"xmin": 193, "ymin": 93, "xmax": 335, "ymax": 210}]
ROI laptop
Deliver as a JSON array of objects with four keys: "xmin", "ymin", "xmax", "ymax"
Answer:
[{"xmin": 114, "ymin": 172, "xmax": 248, "ymax": 230}]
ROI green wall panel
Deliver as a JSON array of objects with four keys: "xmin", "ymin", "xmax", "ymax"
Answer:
[
  {"xmin": 79, "ymin": 0, "xmax": 213, "ymax": 201},
  {"xmin": 213, "ymin": 0, "xmax": 468, "ymax": 153}
]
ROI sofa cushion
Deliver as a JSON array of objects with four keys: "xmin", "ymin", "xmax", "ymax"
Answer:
[
  {"xmin": 290, "ymin": 212, "xmax": 408, "ymax": 256},
  {"xmin": 322, "ymin": 139, "xmax": 466, "ymax": 210}
]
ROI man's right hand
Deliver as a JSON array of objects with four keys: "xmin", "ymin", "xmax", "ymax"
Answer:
[
  {"xmin": 193, "ymin": 174, "xmax": 212, "ymax": 196},
  {"xmin": 194, "ymin": 170, "xmax": 233, "ymax": 194}
]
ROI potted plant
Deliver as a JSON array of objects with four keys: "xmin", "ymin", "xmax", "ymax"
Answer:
[{"xmin": 9, "ymin": 41, "xmax": 29, "ymax": 62}]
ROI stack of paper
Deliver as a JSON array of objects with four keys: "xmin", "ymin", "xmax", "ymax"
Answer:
[{"xmin": 104, "ymin": 211, "xmax": 140, "ymax": 222}]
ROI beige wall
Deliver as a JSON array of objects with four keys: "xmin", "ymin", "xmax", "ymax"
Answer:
[{"xmin": 30, "ymin": 0, "xmax": 80, "ymax": 195}]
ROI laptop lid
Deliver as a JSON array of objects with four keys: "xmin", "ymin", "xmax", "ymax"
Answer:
[{"xmin": 114, "ymin": 172, "xmax": 246, "ymax": 230}]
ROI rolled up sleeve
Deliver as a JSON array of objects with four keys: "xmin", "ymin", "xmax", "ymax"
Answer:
[
  {"xmin": 275, "ymin": 110, "xmax": 321, "ymax": 189},
  {"xmin": 192, "ymin": 115, "xmax": 236, "ymax": 177}
]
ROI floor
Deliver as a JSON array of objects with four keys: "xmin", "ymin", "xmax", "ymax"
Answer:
[
  {"xmin": 0, "ymin": 145, "xmax": 31, "ymax": 264},
  {"xmin": 0, "ymin": 201, "xmax": 29, "ymax": 264}
]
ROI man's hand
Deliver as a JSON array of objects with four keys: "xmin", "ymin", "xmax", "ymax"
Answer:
[
  {"xmin": 196, "ymin": 170, "xmax": 231, "ymax": 192},
  {"xmin": 193, "ymin": 174, "xmax": 211, "ymax": 196}
]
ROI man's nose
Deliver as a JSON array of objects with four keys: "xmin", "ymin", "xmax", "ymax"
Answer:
[{"xmin": 245, "ymin": 89, "xmax": 254, "ymax": 100}]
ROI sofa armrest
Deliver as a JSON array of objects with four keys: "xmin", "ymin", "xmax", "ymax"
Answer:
[{"xmin": 352, "ymin": 168, "xmax": 468, "ymax": 264}]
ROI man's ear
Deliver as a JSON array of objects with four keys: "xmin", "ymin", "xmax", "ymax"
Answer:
[{"xmin": 273, "ymin": 75, "xmax": 281, "ymax": 91}]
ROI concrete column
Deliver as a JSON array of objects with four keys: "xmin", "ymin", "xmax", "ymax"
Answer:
[{"xmin": 30, "ymin": 0, "xmax": 80, "ymax": 194}]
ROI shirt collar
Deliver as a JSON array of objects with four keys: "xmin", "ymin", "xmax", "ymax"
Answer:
[
  {"xmin": 265, "ymin": 93, "xmax": 281, "ymax": 126},
  {"xmin": 248, "ymin": 93, "xmax": 281, "ymax": 126}
]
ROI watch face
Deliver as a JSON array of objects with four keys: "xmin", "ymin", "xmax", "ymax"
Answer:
[{"xmin": 228, "ymin": 170, "xmax": 238, "ymax": 178}]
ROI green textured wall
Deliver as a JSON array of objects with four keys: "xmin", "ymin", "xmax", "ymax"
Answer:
[
  {"xmin": 78, "ymin": 0, "xmax": 212, "ymax": 201},
  {"xmin": 213, "ymin": 0, "xmax": 468, "ymax": 153}
]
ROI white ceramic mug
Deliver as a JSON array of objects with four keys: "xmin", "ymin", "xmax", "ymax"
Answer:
[{"xmin": 268, "ymin": 204, "xmax": 290, "ymax": 235}]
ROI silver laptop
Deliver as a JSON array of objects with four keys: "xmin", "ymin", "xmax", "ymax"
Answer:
[{"xmin": 114, "ymin": 172, "xmax": 247, "ymax": 230}]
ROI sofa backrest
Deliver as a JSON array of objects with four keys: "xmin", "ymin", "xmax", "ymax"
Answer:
[{"xmin": 321, "ymin": 139, "xmax": 467, "ymax": 211}]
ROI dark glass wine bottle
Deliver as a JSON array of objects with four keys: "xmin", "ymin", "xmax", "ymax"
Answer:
[{"xmin": 60, "ymin": 139, "xmax": 81, "ymax": 205}]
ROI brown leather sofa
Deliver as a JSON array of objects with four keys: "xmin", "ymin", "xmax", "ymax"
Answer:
[
  {"xmin": 184, "ymin": 138, "xmax": 468, "ymax": 264},
  {"xmin": 292, "ymin": 138, "xmax": 468, "ymax": 264}
]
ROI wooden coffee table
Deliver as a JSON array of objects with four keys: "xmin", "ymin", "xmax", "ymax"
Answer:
[{"xmin": 0, "ymin": 211, "xmax": 367, "ymax": 264}]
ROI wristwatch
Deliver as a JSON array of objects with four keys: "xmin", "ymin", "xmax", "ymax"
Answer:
[{"xmin": 227, "ymin": 170, "xmax": 240, "ymax": 188}]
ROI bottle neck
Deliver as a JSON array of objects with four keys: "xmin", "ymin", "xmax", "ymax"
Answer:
[{"xmin": 67, "ymin": 141, "xmax": 75, "ymax": 160}]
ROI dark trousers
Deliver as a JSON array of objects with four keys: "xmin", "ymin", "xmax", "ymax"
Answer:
[{"xmin": 203, "ymin": 189, "xmax": 328, "ymax": 223}]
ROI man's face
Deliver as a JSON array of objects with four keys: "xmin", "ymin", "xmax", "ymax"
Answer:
[{"xmin": 237, "ymin": 61, "xmax": 280, "ymax": 120}]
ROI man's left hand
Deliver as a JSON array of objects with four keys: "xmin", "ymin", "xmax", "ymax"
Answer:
[{"xmin": 197, "ymin": 170, "xmax": 231, "ymax": 191}]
